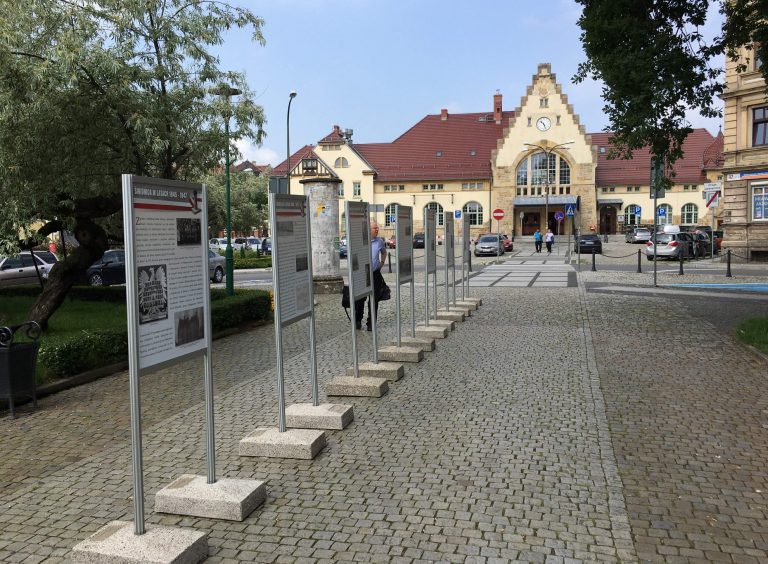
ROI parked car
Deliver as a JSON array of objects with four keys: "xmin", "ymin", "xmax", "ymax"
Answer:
[
  {"xmin": 645, "ymin": 232, "xmax": 695, "ymax": 260},
  {"xmin": 690, "ymin": 231, "xmax": 713, "ymax": 258},
  {"xmin": 232, "ymin": 237, "xmax": 249, "ymax": 250},
  {"xmin": 712, "ymin": 230, "xmax": 723, "ymax": 253},
  {"xmin": 474, "ymin": 234, "xmax": 504, "ymax": 256},
  {"xmin": 387, "ymin": 235, "xmax": 396, "ymax": 249},
  {"xmin": 0, "ymin": 251, "xmax": 58, "ymax": 287},
  {"xmin": 500, "ymin": 234, "xmax": 514, "ymax": 252},
  {"xmin": 209, "ymin": 237, "xmax": 227, "ymax": 251},
  {"xmin": 625, "ymin": 228, "xmax": 651, "ymax": 243},
  {"xmin": 246, "ymin": 237, "xmax": 262, "ymax": 250},
  {"xmin": 413, "ymin": 232, "xmax": 425, "ymax": 248},
  {"xmin": 339, "ymin": 240, "xmax": 347, "ymax": 258},
  {"xmin": 574, "ymin": 234, "xmax": 603, "ymax": 254},
  {"xmin": 260, "ymin": 237, "xmax": 272, "ymax": 255},
  {"xmin": 208, "ymin": 250, "xmax": 225, "ymax": 283},
  {"xmin": 86, "ymin": 249, "xmax": 126, "ymax": 286}
]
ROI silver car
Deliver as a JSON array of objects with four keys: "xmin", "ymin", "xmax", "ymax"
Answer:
[
  {"xmin": 208, "ymin": 250, "xmax": 226, "ymax": 283},
  {"xmin": 625, "ymin": 228, "xmax": 651, "ymax": 243},
  {"xmin": 645, "ymin": 233, "xmax": 694, "ymax": 260},
  {"xmin": 0, "ymin": 251, "xmax": 58, "ymax": 287},
  {"xmin": 474, "ymin": 235, "xmax": 504, "ymax": 257}
]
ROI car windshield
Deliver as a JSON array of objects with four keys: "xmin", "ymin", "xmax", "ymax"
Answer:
[
  {"xmin": 635, "ymin": 229, "xmax": 650, "ymax": 235},
  {"xmin": 479, "ymin": 235, "xmax": 497, "ymax": 243},
  {"xmin": 655, "ymin": 234, "xmax": 673, "ymax": 243}
]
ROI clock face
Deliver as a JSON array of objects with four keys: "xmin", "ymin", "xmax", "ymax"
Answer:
[{"xmin": 536, "ymin": 117, "xmax": 551, "ymax": 132}]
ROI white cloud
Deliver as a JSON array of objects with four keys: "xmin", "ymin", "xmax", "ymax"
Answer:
[{"xmin": 235, "ymin": 138, "xmax": 280, "ymax": 166}]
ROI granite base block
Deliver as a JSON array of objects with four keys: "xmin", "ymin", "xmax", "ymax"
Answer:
[
  {"xmin": 154, "ymin": 475, "xmax": 266, "ymax": 521},
  {"xmin": 71, "ymin": 520, "xmax": 207, "ymax": 564},
  {"xmin": 445, "ymin": 304, "xmax": 473, "ymax": 315},
  {"xmin": 388, "ymin": 336, "xmax": 435, "ymax": 352},
  {"xmin": 239, "ymin": 427, "xmax": 326, "ymax": 460},
  {"xmin": 453, "ymin": 300, "xmax": 479, "ymax": 310},
  {"xmin": 326, "ymin": 375, "xmax": 389, "ymax": 397},
  {"xmin": 377, "ymin": 345, "xmax": 423, "ymax": 363},
  {"xmin": 460, "ymin": 297, "xmax": 482, "ymax": 306},
  {"xmin": 285, "ymin": 402, "xmax": 354, "ymax": 430},
  {"xmin": 427, "ymin": 319, "xmax": 456, "ymax": 331},
  {"xmin": 435, "ymin": 310, "xmax": 465, "ymax": 322},
  {"xmin": 415, "ymin": 325, "xmax": 449, "ymax": 339},
  {"xmin": 346, "ymin": 361, "xmax": 404, "ymax": 381}
]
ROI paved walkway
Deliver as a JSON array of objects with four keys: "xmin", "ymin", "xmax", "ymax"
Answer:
[{"xmin": 1, "ymin": 263, "xmax": 768, "ymax": 562}]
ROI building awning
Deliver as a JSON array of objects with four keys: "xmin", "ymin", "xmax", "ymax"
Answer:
[
  {"xmin": 513, "ymin": 195, "xmax": 578, "ymax": 206},
  {"xmin": 598, "ymin": 199, "xmax": 623, "ymax": 206}
]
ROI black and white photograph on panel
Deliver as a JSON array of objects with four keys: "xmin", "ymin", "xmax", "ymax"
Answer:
[
  {"xmin": 362, "ymin": 223, "xmax": 369, "ymax": 245},
  {"xmin": 364, "ymin": 263, "xmax": 371, "ymax": 288},
  {"xmin": 137, "ymin": 265, "xmax": 168, "ymax": 324},
  {"xmin": 295, "ymin": 255, "xmax": 308, "ymax": 272},
  {"xmin": 174, "ymin": 306, "xmax": 204, "ymax": 346},
  {"xmin": 176, "ymin": 218, "xmax": 202, "ymax": 246},
  {"xmin": 277, "ymin": 220, "xmax": 295, "ymax": 236},
  {"xmin": 352, "ymin": 254, "xmax": 359, "ymax": 272}
]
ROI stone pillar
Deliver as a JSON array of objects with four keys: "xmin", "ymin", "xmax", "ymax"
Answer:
[{"xmin": 301, "ymin": 178, "xmax": 343, "ymax": 294}]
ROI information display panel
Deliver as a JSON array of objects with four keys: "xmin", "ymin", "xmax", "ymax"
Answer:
[
  {"xmin": 425, "ymin": 209, "xmax": 437, "ymax": 274},
  {"xmin": 463, "ymin": 219, "xmax": 471, "ymax": 263},
  {"xmin": 272, "ymin": 194, "xmax": 312, "ymax": 326},
  {"xmin": 346, "ymin": 201, "xmax": 372, "ymax": 300},
  {"xmin": 396, "ymin": 205, "xmax": 413, "ymax": 283},
  {"xmin": 444, "ymin": 213, "xmax": 455, "ymax": 267},
  {"xmin": 125, "ymin": 176, "xmax": 209, "ymax": 372}
]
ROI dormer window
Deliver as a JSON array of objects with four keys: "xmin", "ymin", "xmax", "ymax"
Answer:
[
  {"xmin": 436, "ymin": 151, "xmax": 443, "ymax": 157},
  {"xmin": 301, "ymin": 158, "xmax": 318, "ymax": 174},
  {"xmin": 469, "ymin": 150, "xmax": 477, "ymax": 156}
]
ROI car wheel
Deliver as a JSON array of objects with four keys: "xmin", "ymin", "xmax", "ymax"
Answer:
[
  {"xmin": 213, "ymin": 267, "xmax": 224, "ymax": 283},
  {"xmin": 646, "ymin": 255, "xmax": 654, "ymax": 261},
  {"xmin": 89, "ymin": 273, "xmax": 103, "ymax": 286},
  {"xmin": 474, "ymin": 251, "xmax": 479, "ymax": 257}
]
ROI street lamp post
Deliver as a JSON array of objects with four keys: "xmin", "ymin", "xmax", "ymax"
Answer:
[
  {"xmin": 523, "ymin": 141, "xmax": 573, "ymax": 233},
  {"xmin": 215, "ymin": 85, "xmax": 242, "ymax": 296},
  {"xmin": 286, "ymin": 91, "xmax": 297, "ymax": 192}
]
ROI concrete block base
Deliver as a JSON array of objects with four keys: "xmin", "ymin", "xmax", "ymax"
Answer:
[
  {"xmin": 453, "ymin": 300, "xmax": 478, "ymax": 310},
  {"xmin": 436, "ymin": 310, "xmax": 465, "ymax": 322},
  {"xmin": 71, "ymin": 520, "xmax": 207, "ymax": 564},
  {"xmin": 285, "ymin": 402, "xmax": 354, "ymax": 430},
  {"xmin": 445, "ymin": 304, "xmax": 473, "ymax": 315},
  {"xmin": 377, "ymin": 345, "xmax": 423, "ymax": 363},
  {"xmin": 154, "ymin": 475, "xmax": 266, "ymax": 521},
  {"xmin": 346, "ymin": 361, "xmax": 404, "ymax": 381},
  {"xmin": 428, "ymin": 319, "xmax": 456, "ymax": 331},
  {"xmin": 460, "ymin": 297, "xmax": 482, "ymax": 306},
  {"xmin": 313, "ymin": 275, "xmax": 344, "ymax": 295},
  {"xmin": 415, "ymin": 325, "xmax": 449, "ymax": 339},
  {"xmin": 326, "ymin": 375, "xmax": 389, "ymax": 397},
  {"xmin": 239, "ymin": 427, "xmax": 326, "ymax": 460},
  {"xmin": 389, "ymin": 336, "xmax": 435, "ymax": 352}
]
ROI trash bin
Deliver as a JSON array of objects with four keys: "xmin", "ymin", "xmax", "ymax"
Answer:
[{"xmin": 0, "ymin": 322, "xmax": 41, "ymax": 418}]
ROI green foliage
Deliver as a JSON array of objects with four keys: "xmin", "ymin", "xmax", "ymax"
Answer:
[
  {"xmin": 735, "ymin": 316, "xmax": 768, "ymax": 355},
  {"xmin": 574, "ymin": 0, "xmax": 768, "ymax": 177},
  {"xmin": 232, "ymin": 256, "xmax": 271, "ymax": 269},
  {"xmin": 38, "ymin": 329, "xmax": 128, "ymax": 379},
  {"xmin": 201, "ymin": 170, "xmax": 269, "ymax": 236},
  {"xmin": 209, "ymin": 289, "xmax": 272, "ymax": 333}
]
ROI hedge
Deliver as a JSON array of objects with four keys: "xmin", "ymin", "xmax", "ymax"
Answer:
[{"xmin": 2, "ymin": 287, "xmax": 272, "ymax": 380}]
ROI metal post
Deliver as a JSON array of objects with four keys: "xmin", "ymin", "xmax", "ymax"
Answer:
[
  {"xmin": 305, "ymin": 208, "xmax": 319, "ymax": 406},
  {"xmin": 637, "ymin": 249, "xmax": 641, "ymax": 274},
  {"xmin": 726, "ymin": 249, "xmax": 732, "ymax": 277},
  {"xmin": 347, "ymin": 203, "xmax": 360, "ymax": 378},
  {"xmin": 591, "ymin": 248, "xmax": 596, "ymax": 272},
  {"xmin": 224, "ymin": 116, "xmax": 234, "ymax": 296},
  {"xmin": 201, "ymin": 186, "xmax": 216, "ymax": 485},
  {"xmin": 424, "ymin": 208, "xmax": 430, "ymax": 328},
  {"xmin": 270, "ymin": 198, "xmax": 287, "ymax": 434},
  {"xmin": 388, "ymin": 252, "xmax": 392, "ymax": 273},
  {"xmin": 678, "ymin": 249, "xmax": 684, "ymax": 276},
  {"xmin": 395, "ymin": 208, "xmax": 401, "ymax": 347}
]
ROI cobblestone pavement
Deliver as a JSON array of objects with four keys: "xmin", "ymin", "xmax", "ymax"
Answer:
[{"xmin": 1, "ymin": 262, "xmax": 767, "ymax": 562}]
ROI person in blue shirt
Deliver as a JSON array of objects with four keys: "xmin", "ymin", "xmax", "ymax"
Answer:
[
  {"xmin": 355, "ymin": 220, "xmax": 388, "ymax": 331},
  {"xmin": 534, "ymin": 229, "xmax": 542, "ymax": 252}
]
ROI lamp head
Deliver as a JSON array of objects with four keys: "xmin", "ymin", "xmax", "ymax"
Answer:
[{"xmin": 289, "ymin": 91, "xmax": 297, "ymax": 98}]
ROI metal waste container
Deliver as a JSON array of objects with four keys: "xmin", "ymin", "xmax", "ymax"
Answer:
[{"xmin": 0, "ymin": 321, "xmax": 41, "ymax": 418}]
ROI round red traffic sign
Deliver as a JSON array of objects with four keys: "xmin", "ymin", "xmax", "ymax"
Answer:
[{"xmin": 492, "ymin": 208, "xmax": 505, "ymax": 220}]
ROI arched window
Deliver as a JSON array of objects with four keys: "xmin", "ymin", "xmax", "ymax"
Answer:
[
  {"xmin": 559, "ymin": 158, "xmax": 570, "ymax": 186},
  {"xmin": 384, "ymin": 203, "xmax": 396, "ymax": 227},
  {"xmin": 462, "ymin": 202, "xmax": 484, "ymax": 226},
  {"xmin": 531, "ymin": 153, "xmax": 556, "ymax": 186},
  {"xmin": 657, "ymin": 204, "xmax": 672, "ymax": 222},
  {"xmin": 516, "ymin": 158, "xmax": 528, "ymax": 186},
  {"xmin": 681, "ymin": 203, "xmax": 698, "ymax": 225},
  {"xmin": 624, "ymin": 204, "xmax": 641, "ymax": 225},
  {"xmin": 425, "ymin": 202, "xmax": 444, "ymax": 227},
  {"xmin": 334, "ymin": 157, "xmax": 349, "ymax": 168}
]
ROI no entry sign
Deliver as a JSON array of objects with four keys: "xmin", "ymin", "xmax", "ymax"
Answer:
[{"xmin": 492, "ymin": 208, "xmax": 505, "ymax": 220}]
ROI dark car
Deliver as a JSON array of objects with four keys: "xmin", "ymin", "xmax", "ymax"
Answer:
[
  {"xmin": 413, "ymin": 232, "xmax": 425, "ymax": 248},
  {"xmin": 690, "ymin": 231, "xmax": 713, "ymax": 258},
  {"xmin": 500, "ymin": 234, "xmax": 514, "ymax": 252},
  {"xmin": 86, "ymin": 250, "xmax": 126, "ymax": 286},
  {"xmin": 339, "ymin": 241, "xmax": 347, "ymax": 258},
  {"xmin": 387, "ymin": 235, "xmax": 396, "ymax": 249},
  {"xmin": 574, "ymin": 234, "xmax": 603, "ymax": 254},
  {"xmin": 260, "ymin": 237, "xmax": 272, "ymax": 255}
]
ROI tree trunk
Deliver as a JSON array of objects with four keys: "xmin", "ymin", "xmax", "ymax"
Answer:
[{"xmin": 27, "ymin": 218, "xmax": 109, "ymax": 329}]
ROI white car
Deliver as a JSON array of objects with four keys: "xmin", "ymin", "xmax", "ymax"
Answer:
[
  {"xmin": 0, "ymin": 251, "xmax": 58, "ymax": 287},
  {"xmin": 209, "ymin": 238, "xmax": 227, "ymax": 251}
]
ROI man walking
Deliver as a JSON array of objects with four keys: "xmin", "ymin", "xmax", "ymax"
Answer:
[
  {"xmin": 355, "ymin": 220, "xmax": 387, "ymax": 331},
  {"xmin": 534, "ymin": 228, "xmax": 542, "ymax": 253}
]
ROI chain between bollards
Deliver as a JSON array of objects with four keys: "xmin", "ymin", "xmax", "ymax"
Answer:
[
  {"xmin": 636, "ymin": 249, "xmax": 641, "ymax": 274},
  {"xmin": 726, "ymin": 249, "xmax": 732, "ymax": 278},
  {"xmin": 591, "ymin": 248, "xmax": 596, "ymax": 272},
  {"xmin": 678, "ymin": 250, "xmax": 684, "ymax": 275}
]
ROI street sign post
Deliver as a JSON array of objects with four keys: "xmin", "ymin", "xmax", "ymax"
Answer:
[
  {"xmin": 492, "ymin": 209, "xmax": 504, "ymax": 260},
  {"xmin": 492, "ymin": 208, "xmax": 504, "ymax": 221},
  {"xmin": 554, "ymin": 211, "xmax": 564, "ymax": 237}
]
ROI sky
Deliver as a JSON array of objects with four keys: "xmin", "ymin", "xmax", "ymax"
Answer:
[{"xmin": 217, "ymin": 0, "xmax": 725, "ymax": 167}]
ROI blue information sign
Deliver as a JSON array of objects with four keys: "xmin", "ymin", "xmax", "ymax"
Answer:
[
  {"xmin": 454, "ymin": 210, "xmax": 461, "ymax": 219},
  {"xmin": 636, "ymin": 206, "xmax": 642, "ymax": 215},
  {"xmin": 657, "ymin": 207, "xmax": 666, "ymax": 217},
  {"xmin": 389, "ymin": 215, "xmax": 396, "ymax": 223},
  {"xmin": 554, "ymin": 211, "xmax": 564, "ymax": 222},
  {"xmin": 565, "ymin": 205, "xmax": 575, "ymax": 217}
]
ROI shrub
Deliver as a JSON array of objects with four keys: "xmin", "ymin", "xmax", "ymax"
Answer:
[{"xmin": 232, "ymin": 256, "xmax": 271, "ymax": 269}]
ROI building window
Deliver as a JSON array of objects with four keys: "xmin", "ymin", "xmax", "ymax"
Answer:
[
  {"xmin": 435, "ymin": 151, "xmax": 443, "ymax": 157},
  {"xmin": 461, "ymin": 182, "xmax": 483, "ymax": 190},
  {"xmin": 527, "ymin": 117, "xmax": 532, "ymax": 127},
  {"xmin": 531, "ymin": 153, "xmax": 556, "ymax": 186},
  {"xmin": 559, "ymin": 159, "xmax": 570, "ymax": 186},
  {"xmin": 384, "ymin": 203, "xmax": 396, "ymax": 227},
  {"xmin": 422, "ymin": 184, "xmax": 443, "ymax": 191},
  {"xmin": 469, "ymin": 150, "xmax": 477, "ymax": 156},
  {"xmin": 516, "ymin": 158, "xmax": 528, "ymax": 186},
  {"xmin": 426, "ymin": 202, "xmax": 444, "ymax": 226},
  {"xmin": 301, "ymin": 158, "xmax": 318, "ymax": 174},
  {"xmin": 462, "ymin": 202, "xmax": 484, "ymax": 226},
  {"xmin": 681, "ymin": 203, "xmax": 699, "ymax": 225},
  {"xmin": 754, "ymin": 106, "xmax": 768, "ymax": 147},
  {"xmin": 626, "ymin": 187, "xmax": 633, "ymax": 193},
  {"xmin": 338, "ymin": 183, "xmax": 344, "ymax": 197},
  {"xmin": 600, "ymin": 147, "xmax": 606, "ymax": 154},
  {"xmin": 601, "ymin": 187, "xmax": 607, "ymax": 193},
  {"xmin": 384, "ymin": 184, "xmax": 404, "ymax": 192},
  {"xmin": 609, "ymin": 187, "xmax": 615, "ymax": 192},
  {"xmin": 657, "ymin": 204, "xmax": 672, "ymax": 221},
  {"xmin": 753, "ymin": 184, "xmax": 768, "ymax": 220},
  {"xmin": 625, "ymin": 204, "xmax": 641, "ymax": 226},
  {"xmin": 334, "ymin": 157, "xmax": 349, "ymax": 168},
  {"xmin": 353, "ymin": 182, "xmax": 361, "ymax": 197},
  {"xmin": 540, "ymin": 98, "xmax": 548, "ymax": 108}
]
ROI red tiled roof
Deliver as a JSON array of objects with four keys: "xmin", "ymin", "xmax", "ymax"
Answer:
[
  {"xmin": 354, "ymin": 112, "xmax": 515, "ymax": 182},
  {"xmin": 591, "ymin": 128, "xmax": 716, "ymax": 186},
  {"xmin": 318, "ymin": 125, "xmax": 347, "ymax": 145},
  {"xmin": 272, "ymin": 145, "xmax": 320, "ymax": 175},
  {"xmin": 702, "ymin": 129, "xmax": 724, "ymax": 169},
  {"xmin": 232, "ymin": 160, "xmax": 269, "ymax": 174}
]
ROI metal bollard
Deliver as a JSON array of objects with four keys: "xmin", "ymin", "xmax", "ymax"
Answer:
[
  {"xmin": 388, "ymin": 251, "xmax": 392, "ymax": 273},
  {"xmin": 591, "ymin": 248, "xmax": 596, "ymax": 272},
  {"xmin": 637, "ymin": 249, "xmax": 642, "ymax": 274},
  {"xmin": 726, "ymin": 249, "xmax": 732, "ymax": 278},
  {"xmin": 678, "ymin": 250, "xmax": 684, "ymax": 275}
]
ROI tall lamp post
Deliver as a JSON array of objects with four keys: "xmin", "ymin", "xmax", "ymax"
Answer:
[
  {"xmin": 215, "ymin": 84, "xmax": 242, "ymax": 296},
  {"xmin": 286, "ymin": 91, "xmax": 297, "ymax": 192},
  {"xmin": 523, "ymin": 141, "xmax": 573, "ymax": 232}
]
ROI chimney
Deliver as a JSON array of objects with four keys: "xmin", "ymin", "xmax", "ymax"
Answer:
[
  {"xmin": 333, "ymin": 124, "xmax": 341, "ymax": 135},
  {"xmin": 440, "ymin": 108, "xmax": 448, "ymax": 121},
  {"xmin": 494, "ymin": 90, "xmax": 503, "ymax": 123}
]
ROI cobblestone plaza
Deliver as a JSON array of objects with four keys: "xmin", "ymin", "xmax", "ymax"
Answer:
[{"xmin": 2, "ymin": 254, "xmax": 768, "ymax": 563}]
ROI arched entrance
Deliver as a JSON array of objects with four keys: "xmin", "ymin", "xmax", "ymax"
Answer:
[{"xmin": 599, "ymin": 206, "xmax": 617, "ymax": 234}]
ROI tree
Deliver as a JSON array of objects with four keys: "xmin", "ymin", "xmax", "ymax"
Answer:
[
  {"xmin": 201, "ymin": 169, "xmax": 270, "ymax": 236},
  {"xmin": 574, "ymin": 0, "xmax": 768, "ymax": 181},
  {"xmin": 0, "ymin": 0, "xmax": 266, "ymax": 327}
]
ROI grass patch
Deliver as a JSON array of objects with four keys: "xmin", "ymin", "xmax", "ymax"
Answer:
[{"xmin": 735, "ymin": 316, "xmax": 768, "ymax": 355}]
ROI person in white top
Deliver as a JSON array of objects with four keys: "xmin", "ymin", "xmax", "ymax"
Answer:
[{"xmin": 545, "ymin": 229, "xmax": 555, "ymax": 254}]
